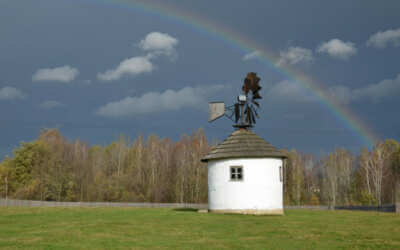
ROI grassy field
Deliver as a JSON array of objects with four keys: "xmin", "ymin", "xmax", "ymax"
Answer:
[{"xmin": 0, "ymin": 207, "xmax": 399, "ymax": 249}]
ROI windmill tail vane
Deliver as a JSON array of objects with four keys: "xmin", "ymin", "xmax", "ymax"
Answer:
[{"xmin": 208, "ymin": 72, "xmax": 262, "ymax": 129}]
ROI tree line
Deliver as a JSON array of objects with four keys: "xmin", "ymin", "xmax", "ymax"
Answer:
[
  {"xmin": 1, "ymin": 129, "xmax": 399, "ymax": 206},
  {"xmin": 283, "ymin": 141, "xmax": 400, "ymax": 207}
]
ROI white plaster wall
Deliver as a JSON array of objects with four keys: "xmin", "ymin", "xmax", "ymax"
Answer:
[{"xmin": 208, "ymin": 158, "xmax": 283, "ymax": 211}]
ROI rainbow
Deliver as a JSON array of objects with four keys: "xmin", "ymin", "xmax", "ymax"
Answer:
[{"xmin": 85, "ymin": 0, "xmax": 378, "ymax": 147}]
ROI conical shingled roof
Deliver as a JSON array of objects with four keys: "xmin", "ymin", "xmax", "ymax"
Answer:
[{"xmin": 201, "ymin": 129, "xmax": 287, "ymax": 162}]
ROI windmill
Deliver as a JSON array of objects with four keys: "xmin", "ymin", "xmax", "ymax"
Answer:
[
  {"xmin": 203, "ymin": 72, "xmax": 287, "ymax": 215},
  {"xmin": 209, "ymin": 72, "xmax": 262, "ymax": 128}
]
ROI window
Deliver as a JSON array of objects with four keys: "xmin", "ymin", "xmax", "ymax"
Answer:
[
  {"xmin": 230, "ymin": 166, "xmax": 243, "ymax": 181},
  {"xmin": 279, "ymin": 166, "xmax": 283, "ymax": 182}
]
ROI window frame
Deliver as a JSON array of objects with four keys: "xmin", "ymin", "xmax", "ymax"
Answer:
[{"xmin": 230, "ymin": 166, "xmax": 244, "ymax": 182}]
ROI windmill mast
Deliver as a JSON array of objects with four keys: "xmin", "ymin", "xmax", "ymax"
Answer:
[{"xmin": 233, "ymin": 94, "xmax": 251, "ymax": 129}]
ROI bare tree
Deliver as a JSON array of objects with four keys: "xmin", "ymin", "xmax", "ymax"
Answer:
[
  {"xmin": 358, "ymin": 140, "xmax": 399, "ymax": 205},
  {"xmin": 322, "ymin": 148, "xmax": 354, "ymax": 207}
]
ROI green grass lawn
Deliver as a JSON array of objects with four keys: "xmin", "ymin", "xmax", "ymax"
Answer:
[{"xmin": 0, "ymin": 207, "xmax": 399, "ymax": 249}]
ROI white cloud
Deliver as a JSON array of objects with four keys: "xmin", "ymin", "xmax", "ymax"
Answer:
[
  {"xmin": 262, "ymin": 74, "xmax": 400, "ymax": 106},
  {"xmin": 317, "ymin": 39, "xmax": 357, "ymax": 60},
  {"xmin": 96, "ymin": 85, "xmax": 224, "ymax": 117},
  {"xmin": 0, "ymin": 86, "xmax": 26, "ymax": 100},
  {"xmin": 277, "ymin": 47, "xmax": 313, "ymax": 66},
  {"xmin": 40, "ymin": 100, "xmax": 64, "ymax": 109},
  {"xmin": 98, "ymin": 32, "xmax": 179, "ymax": 82},
  {"xmin": 139, "ymin": 32, "xmax": 178, "ymax": 57},
  {"xmin": 352, "ymin": 74, "xmax": 400, "ymax": 102},
  {"xmin": 265, "ymin": 80, "xmax": 353, "ymax": 105},
  {"xmin": 32, "ymin": 65, "xmax": 79, "ymax": 82},
  {"xmin": 366, "ymin": 28, "xmax": 400, "ymax": 48},
  {"xmin": 266, "ymin": 80, "xmax": 316, "ymax": 103},
  {"xmin": 264, "ymin": 80, "xmax": 354, "ymax": 105},
  {"xmin": 243, "ymin": 50, "xmax": 262, "ymax": 61},
  {"xmin": 326, "ymin": 85, "xmax": 352, "ymax": 104},
  {"xmin": 97, "ymin": 56, "xmax": 154, "ymax": 81},
  {"xmin": 325, "ymin": 74, "xmax": 400, "ymax": 104}
]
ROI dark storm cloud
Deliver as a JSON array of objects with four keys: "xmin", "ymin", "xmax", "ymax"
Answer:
[{"xmin": 1, "ymin": 0, "xmax": 400, "ymax": 159}]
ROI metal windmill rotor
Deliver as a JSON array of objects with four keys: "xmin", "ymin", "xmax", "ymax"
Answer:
[{"xmin": 208, "ymin": 72, "xmax": 262, "ymax": 129}]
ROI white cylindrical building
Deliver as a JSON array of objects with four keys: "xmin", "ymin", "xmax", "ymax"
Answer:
[{"xmin": 201, "ymin": 129, "xmax": 287, "ymax": 215}]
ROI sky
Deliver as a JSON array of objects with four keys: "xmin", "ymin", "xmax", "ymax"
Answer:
[{"xmin": 1, "ymin": 0, "xmax": 400, "ymax": 158}]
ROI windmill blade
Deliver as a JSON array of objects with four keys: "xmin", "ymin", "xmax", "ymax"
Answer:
[
  {"xmin": 251, "ymin": 109, "xmax": 256, "ymax": 124},
  {"xmin": 253, "ymin": 92, "xmax": 262, "ymax": 100},
  {"xmin": 242, "ymin": 80, "xmax": 250, "ymax": 95},
  {"xmin": 252, "ymin": 106, "xmax": 259, "ymax": 118},
  {"xmin": 245, "ymin": 106, "xmax": 252, "ymax": 125},
  {"xmin": 234, "ymin": 103, "xmax": 240, "ymax": 123},
  {"xmin": 242, "ymin": 72, "xmax": 263, "ymax": 108},
  {"xmin": 246, "ymin": 106, "xmax": 257, "ymax": 125},
  {"xmin": 247, "ymin": 107, "xmax": 253, "ymax": 125},
  {"xmin": 252, "ymin": 100, "xmax": 260, "ymax": 107}
]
